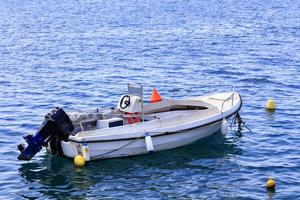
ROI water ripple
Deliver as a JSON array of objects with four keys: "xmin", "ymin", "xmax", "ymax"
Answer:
[{"xmin": 0, "ymin": 0, "xmax": 299, "ymax": 199}]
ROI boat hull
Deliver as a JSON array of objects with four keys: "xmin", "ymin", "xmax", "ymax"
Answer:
[{"xmin": 61, "ymin": 121, "xmax": 222, "ymax": 160}]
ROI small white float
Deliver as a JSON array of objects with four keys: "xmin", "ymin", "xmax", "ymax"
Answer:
[{"xmin": 17, "ymin": 84, "xmax": 242, "ymax": 161}]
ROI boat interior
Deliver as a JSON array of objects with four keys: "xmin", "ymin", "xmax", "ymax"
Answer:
[{"xmin": 68, "ymin": 97, "xmax": 219, "ymax": 135}]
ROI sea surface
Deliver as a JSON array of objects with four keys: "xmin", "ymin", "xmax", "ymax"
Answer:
[{"xmin": 0, "ymin": 0, "xmax": 299, "ymax": 199}]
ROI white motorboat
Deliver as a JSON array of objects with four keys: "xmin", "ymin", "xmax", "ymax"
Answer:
[{"xmin": 17, "ymin": 84, "xmax": 242, "ymax": 161}]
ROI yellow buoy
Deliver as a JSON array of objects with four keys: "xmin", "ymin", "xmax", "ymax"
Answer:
[
  {"xmin": 74, "ymin": 155, "xmax": 86, "ymax": 167},
  {"xmin": 265, "ymin": 99, "xmax": 276, "ymax": 110},
  {"xmin": 266, "ymin": 177, "xmax": 275, "ymax": 188}
]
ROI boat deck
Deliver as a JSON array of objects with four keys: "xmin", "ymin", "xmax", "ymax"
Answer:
[{"xmin": 74, "ymin": 107, "xmax": 220, "ymax": 138}]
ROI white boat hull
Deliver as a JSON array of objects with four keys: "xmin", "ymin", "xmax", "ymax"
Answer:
[{"xmin": 61, "ymin": 121, "xmax": 222, "ymax": 160}]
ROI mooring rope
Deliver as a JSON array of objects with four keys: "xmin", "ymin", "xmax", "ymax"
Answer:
[
  {"xmin": 230, "ymin": 113, "xmax": 253, "ymax": 134},
  {"xmin": 92, "ymin": 134, "xmax": 146, "ymax": 159}
]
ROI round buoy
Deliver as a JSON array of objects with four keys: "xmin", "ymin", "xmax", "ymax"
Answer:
[
  {"xmin": 266, "ymin": 177, "xmax": 275, "ymax": 188},
  {"xmin": 74, "ymin": 155, "xmax": 86, "ymax": 167},
  {"xmin": 265, "ymin": 99, "xmax": 276, "ymax": 110}
]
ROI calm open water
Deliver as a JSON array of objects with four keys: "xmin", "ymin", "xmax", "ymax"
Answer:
[{"xmin": 0, "ymin": 0, "xmax": 300, "ymax": 199}]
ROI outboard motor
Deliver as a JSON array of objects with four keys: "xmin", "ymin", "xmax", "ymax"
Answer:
[{"xmin": 17, "ymin": 107, "xmax": 74, "ymax": 161}]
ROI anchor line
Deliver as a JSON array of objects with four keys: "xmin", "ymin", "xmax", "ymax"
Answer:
[
  {"xmin": 92, "ymin": 132, "xmax": 161, "ymax": 159},
  {"xmin": 230, "ymin": 113, "xmax": 253, "ymax": 134},
  {"xmin": 92, "ymin": 135, "xmax": 144, "ymax": 159}
]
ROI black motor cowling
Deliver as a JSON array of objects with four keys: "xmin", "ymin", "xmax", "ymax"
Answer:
[{"xmin": 17, "ymin": 107, "xmax": 74, "ymax": 161}]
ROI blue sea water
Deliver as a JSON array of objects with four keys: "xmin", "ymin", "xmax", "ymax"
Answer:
[{"xmin": 0, "ymin": 0, "xmax": 300, "ymax": 199}]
